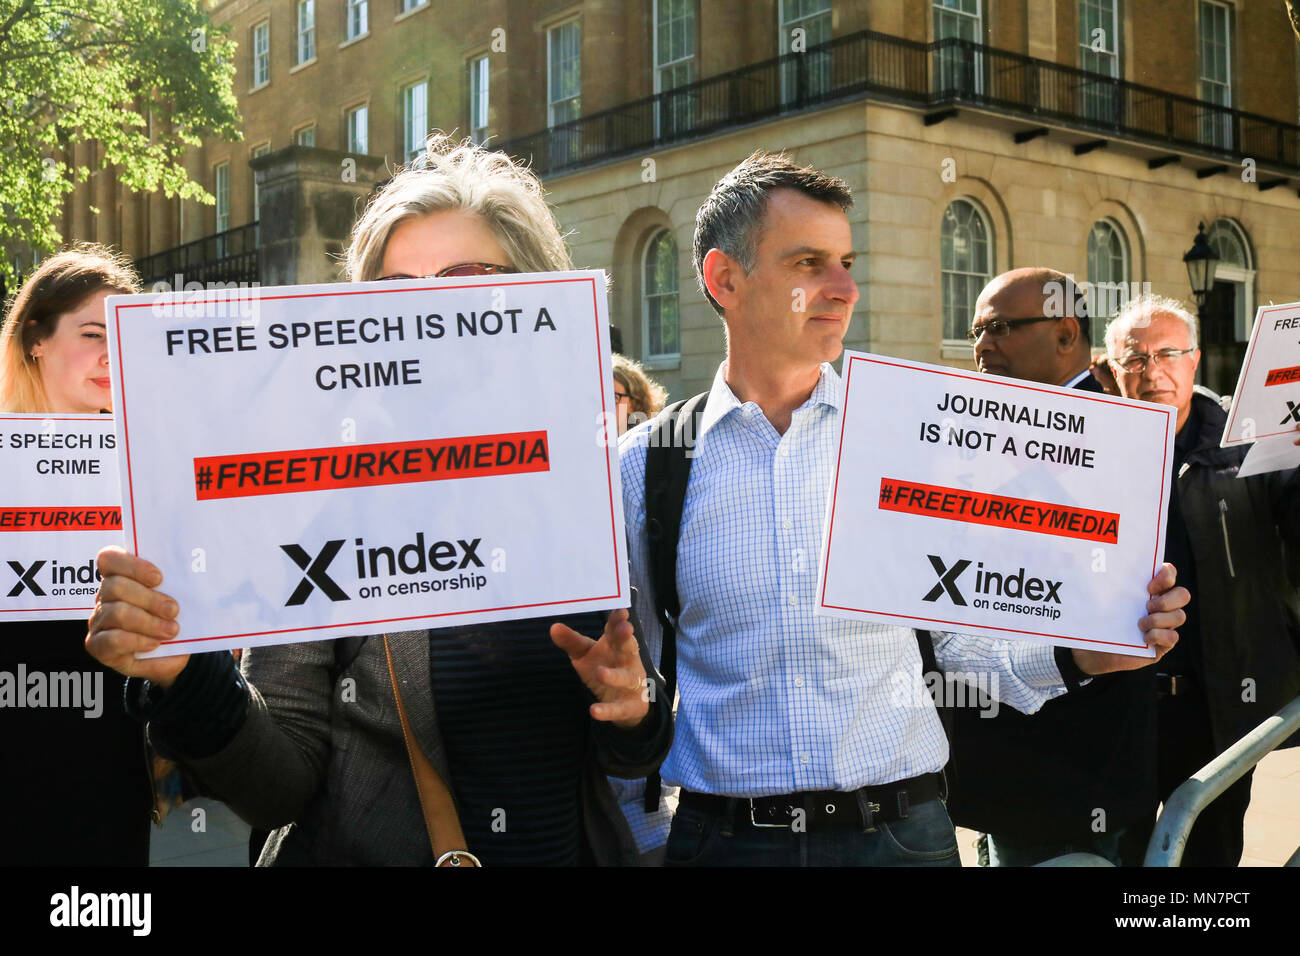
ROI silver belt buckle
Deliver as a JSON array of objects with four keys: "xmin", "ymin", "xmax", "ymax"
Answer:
[{"xmin": 749, "ymin": 798, "xmax": 794, "ymax": 828}]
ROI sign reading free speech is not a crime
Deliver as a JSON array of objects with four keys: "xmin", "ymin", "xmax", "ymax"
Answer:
[
  {"xmin": 106, "ymin": 272, "xmax": 628, "ymax": 658},
  {"xmin": 0, "ymin": 415, "xmax": 123, "ymax": 622},
  {"xmin": 816, "ymin": 352, "xmax": 1176, "ymax": 657}
]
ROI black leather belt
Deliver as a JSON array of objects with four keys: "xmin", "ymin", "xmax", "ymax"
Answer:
[
  {"xmin": 1157, "ymin": 673, "xmax": 1196, "ymax": 697},
  {"xmin": 679, "ymin": 773, "xmax": 941, "ymax": 831}
]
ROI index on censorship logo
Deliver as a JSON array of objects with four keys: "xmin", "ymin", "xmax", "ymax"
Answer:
[
  {"xmin": 281, "ymin": 530, "xmax": 490, "ymax": 605},
  {"xmin": 923, "ymin": 553, "xmax": 1064, "ymax": 621}
]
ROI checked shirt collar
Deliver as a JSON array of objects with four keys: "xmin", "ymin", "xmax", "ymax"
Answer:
[{"xmin": 697, "ymin": 360, "xmax": 844, "ymax": 442}]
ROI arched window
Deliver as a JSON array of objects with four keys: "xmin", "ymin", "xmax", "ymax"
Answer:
[
  {"xmin": 940, "ymin": 199, "xmax": 992, "ymax": 342},
  {"xmin": 642, "ymin": 229, "xmax": 680, "ymax": 361},
  {"xmin": 1207, "ymin": 219, "xmax": 1254, "ymax": 341},
  {"xmin": 1086, "ymin": 219, "xmax": 1129, "ymax": 347}
]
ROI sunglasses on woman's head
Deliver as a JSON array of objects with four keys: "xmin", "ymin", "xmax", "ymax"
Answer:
[{"xmin": 377, "ymin": 263, "xmax": 516, "ymax": 280}]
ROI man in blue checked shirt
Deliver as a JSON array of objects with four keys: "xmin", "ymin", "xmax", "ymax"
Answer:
[{"xmin": 617, "ymin": 152, "xmax": 1190, "ymax": 867}]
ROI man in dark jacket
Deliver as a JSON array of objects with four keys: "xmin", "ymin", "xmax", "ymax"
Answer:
[
  {"xmin": 948, "ymin": 268, "xmax": 1159, "ymax": 865},
  {"xmin": 1106, "ymin": 293, "xmax": 1300, "ymax": 866}
]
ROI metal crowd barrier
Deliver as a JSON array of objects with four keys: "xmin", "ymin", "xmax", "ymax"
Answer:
[{"xmin": 1144, "ymin": 694, "xmax": 1300, "ymax": 867}]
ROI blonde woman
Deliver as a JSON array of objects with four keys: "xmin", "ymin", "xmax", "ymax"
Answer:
[
  {"xmin": 0, "ymin": 246, "xmax": 154, "ymax": 865},
  {"xmin": 88, "ymin": 137, "xmax": 670, "ymax": 866}
]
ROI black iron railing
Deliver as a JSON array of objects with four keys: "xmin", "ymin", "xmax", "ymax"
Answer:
[
  {"xmin": 496, "ymin": 30, "xmax": 1300, "ymax": 177},
  {"xmin": 134, "ymin": 222, "xmax": 259, "ymax": 290}
]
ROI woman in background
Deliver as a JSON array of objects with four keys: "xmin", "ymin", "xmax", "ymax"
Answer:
[
  {"xmin": 0, "ymin": 245, "xmax": 154, "ymax": 865},
  {"xmin": 612, "ymin": 353, "xmax": 667, "ymax": 436}
]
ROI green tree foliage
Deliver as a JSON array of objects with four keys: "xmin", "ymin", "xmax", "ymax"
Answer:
[{"xmin": 0, "ymin": 0, "xmax": 240, "ymax": 281}]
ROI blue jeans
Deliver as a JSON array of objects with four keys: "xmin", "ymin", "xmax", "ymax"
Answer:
[{"xmin": 664, "ymin": 796, "xmax": 961, "ymax": 867}]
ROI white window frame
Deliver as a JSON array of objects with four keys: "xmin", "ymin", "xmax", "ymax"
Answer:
[
  {"xmin": 939, "ymin": 197, "xmax": 993, "ymax": 346},
  {"xmin": 778, "ymin": 0, "xmax": 833, "ymax": 103},
  {"xmin": 547, "ymin": 19, "xmax": 581, "ymax": 128},
  {"xmin": 346, "ymin": 105, "xmax": 369, "ymax": 155},
  {"xmin": 469, "ymin": 55, "xmax": 490, "ymax": 145},
  {"xmin": 1197, "ymin": 0, "xmax": 1233, "ymax": 148},
  {"xmin": 1078, "ymin": 0, "xmax": 1120, "ymax": 123},
  {"xmin": 214, "ymin": 162, "xmax": 229, "ymax": 234},
  {"xmin": 653, "ymin": 0, "xmax": 696, "ymax": 137},
  {"xmin": 1085, "ymin": 218, "xmax": 1130, "ymax": 348},
  {"xmin": 641, "ymin": 228, "xmax": 681, "ymax": 366},
  {"xmin": 403, "ymin": 80, "xmax": 429, "ymax": 161},
  {"xmin": 400, "ymin": 0, "xmax": 427, "ymax": 12},
  {"xmin": 296, "ymin": 0, "xmax": 316, "ymax": 66},
  {"xmin": 252, "ymin": 20, "xmax": 270, "ymax": 88},
  {"xmin": 932, "ymin": 0, "xmax": 983, "ymax": 97},
  {"xmin": 294, "ymin": 125, "xmax": 316, "ymax": 147},
  {"xmin": 1207, "ymin": 219, "xmax": 1255, "ymax": 342},
  {"xmin": 346, "ymin": 0, "xmax": 368, "ymax": 42}
]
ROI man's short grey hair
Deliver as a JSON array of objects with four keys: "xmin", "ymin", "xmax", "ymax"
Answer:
[
  {"xmin": 692, "ymin": 151, "xmax": 853, "ymax": 316},
  {"xmin": 1105, "ymin": 293, "xmax": 1199, "ymax": 358}
]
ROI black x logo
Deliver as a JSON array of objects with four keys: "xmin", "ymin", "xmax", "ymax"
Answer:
[
  {"xmin": 280, "ymin": 540, "xmax": 349, "ymax": 606},
  {"xmin": 6, "ymin": 560, "xmax": 46, "ymax": 597},
  {"xmin": 922, "ymin": 555, "xmax": 969, "ymax": 605},
  {"xmin": 1280, "ymin": 401, "xmax": 1300, "ymax": 425}
]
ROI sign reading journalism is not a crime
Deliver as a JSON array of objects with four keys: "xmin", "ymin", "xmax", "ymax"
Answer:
[
  {"xmin": 0, "ymin": 415, "xmax": 122, "ymax": 622},
  {"xmin": 816, "ymin": 352, "xmax": 1175, "ymax": 657},
  {"xmin": 105, "ymin": 272, "xmax": 628, "ymax": 658}
]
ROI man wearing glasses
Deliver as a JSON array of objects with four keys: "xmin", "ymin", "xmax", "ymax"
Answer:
[
  {"xmin": 1104, "ymin": 294, "xmax": 1300, "ymax": 866},
  {"xmin": 967, "ymin": 267, "xmax": 1105, "ymax": 392},
  {"xmin": 947, "ymin": 268, "xmax": 1159, "ymax": 867}
]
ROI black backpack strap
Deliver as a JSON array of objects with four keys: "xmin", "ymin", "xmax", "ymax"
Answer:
[
  {"xmin": 915, "ymin": 629, "xmax": 953, "ymax": 799},
  {"xmin": 641, "ymin": 391, "xmax": 708, "ymax": 811}
]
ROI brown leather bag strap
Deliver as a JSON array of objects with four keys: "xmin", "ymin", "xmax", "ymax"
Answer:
[{"xmin": 381, "ymin": 634, "xmax": 481, "ymax": 867}]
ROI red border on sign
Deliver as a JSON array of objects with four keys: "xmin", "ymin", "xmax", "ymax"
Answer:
[
  {"xmin": 111, "ymin": 276, "xmax": 624, "ymax": 646},
  {"xmin": 818, "ymin": 355, "xmax": 1172, "ymax": 649},
  {"xmin": 1224, "ymin": 303, "xmax": 1298, "ymax": 444}
]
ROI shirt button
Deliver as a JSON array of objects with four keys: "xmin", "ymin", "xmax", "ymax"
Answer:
[
  {"xmin": 787, "ymin": 595, "xmax": 798, "ymax": 607},
  {"xmin": 800, "ymin": 754, "xmax": 810, "ymax": 764},
  {"xmin": 782, "ymin": 518, "xmax": 793, "ymax": 531},
  {"xmin": 779, "ymin": 446, "xmax": 790, "ymax": 457},
  {"xmin": 794, "ymin": 676, "xmax": 804, "ymax": 687}
]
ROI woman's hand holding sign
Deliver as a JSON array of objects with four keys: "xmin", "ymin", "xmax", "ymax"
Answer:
[
  {"xmin": 1071, "ymin": 562, "xmax": 1187, "ymax": 675},
  {"xmin": 87, "ymin": 545, "xmax": 190, "ymax": 688},
  {"xmin": 550, "ymin": 608, "xmax": 651, "ymax": 729}
]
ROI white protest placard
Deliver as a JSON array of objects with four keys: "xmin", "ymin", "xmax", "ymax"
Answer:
[
  {"xmin": 817, "ymin": 352, "xmax": 1175, "ymax": 657},
  {"xmin": 0, "ymin": 415, "xmax": 122, "ymax": 622},
  {"xmin": 106, "ymin": 271, "xmax": 628, "ymax": 658},
  {"xmin": 1222, "ymin": 301, "xmax": 1300, "ymax": 447}
]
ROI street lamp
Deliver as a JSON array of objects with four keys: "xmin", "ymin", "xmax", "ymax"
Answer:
[{"xmin": 1183, "ymin": 221, "xmax": 1219, "ymax": 306}]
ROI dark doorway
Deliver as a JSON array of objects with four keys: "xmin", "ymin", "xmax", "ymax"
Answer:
[{"xmin": 1198, "ymin": 279, "xmax": 1246, "ymax": 397}]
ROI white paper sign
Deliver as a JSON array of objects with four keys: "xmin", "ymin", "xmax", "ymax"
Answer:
[
  {"xmin": 816, "ymin": 352, "xmax": 1176, "ymax": 657},
  {"xmin": 105, "ymin": 272, "xmax": 628, "ymax": 658},
  {"xmin": 1222, "ymin": 301, "xmax": 1300, "ymax": 446},
  {"xmin": 0, "ymin": 415, "xmax": 122, "ymax": 622}
]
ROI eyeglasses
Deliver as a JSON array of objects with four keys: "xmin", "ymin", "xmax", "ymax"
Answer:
[
  {"xmin": 1112, "ymin": 348, "xmax": 1196, "ymax": 374},
  {"xmin": 966, "ymin": 316, "xmax": 1060, "ymax": 343},
  {"xmin": 377, "ymin": 263, "xmax": 515, "ymax": 281},
  {"xmin": 613, "ymin": 389, "xmax": 631, "ymax": 404}
]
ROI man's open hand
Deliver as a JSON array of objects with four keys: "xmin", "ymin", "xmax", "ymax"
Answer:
[
  {"xmin": 1072, "ymin": 562, "xmax": 1187, "ymax": 675},
  {"xmin": 550, "ymin": 608, "xmax": 651, "ymax": 729}
]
